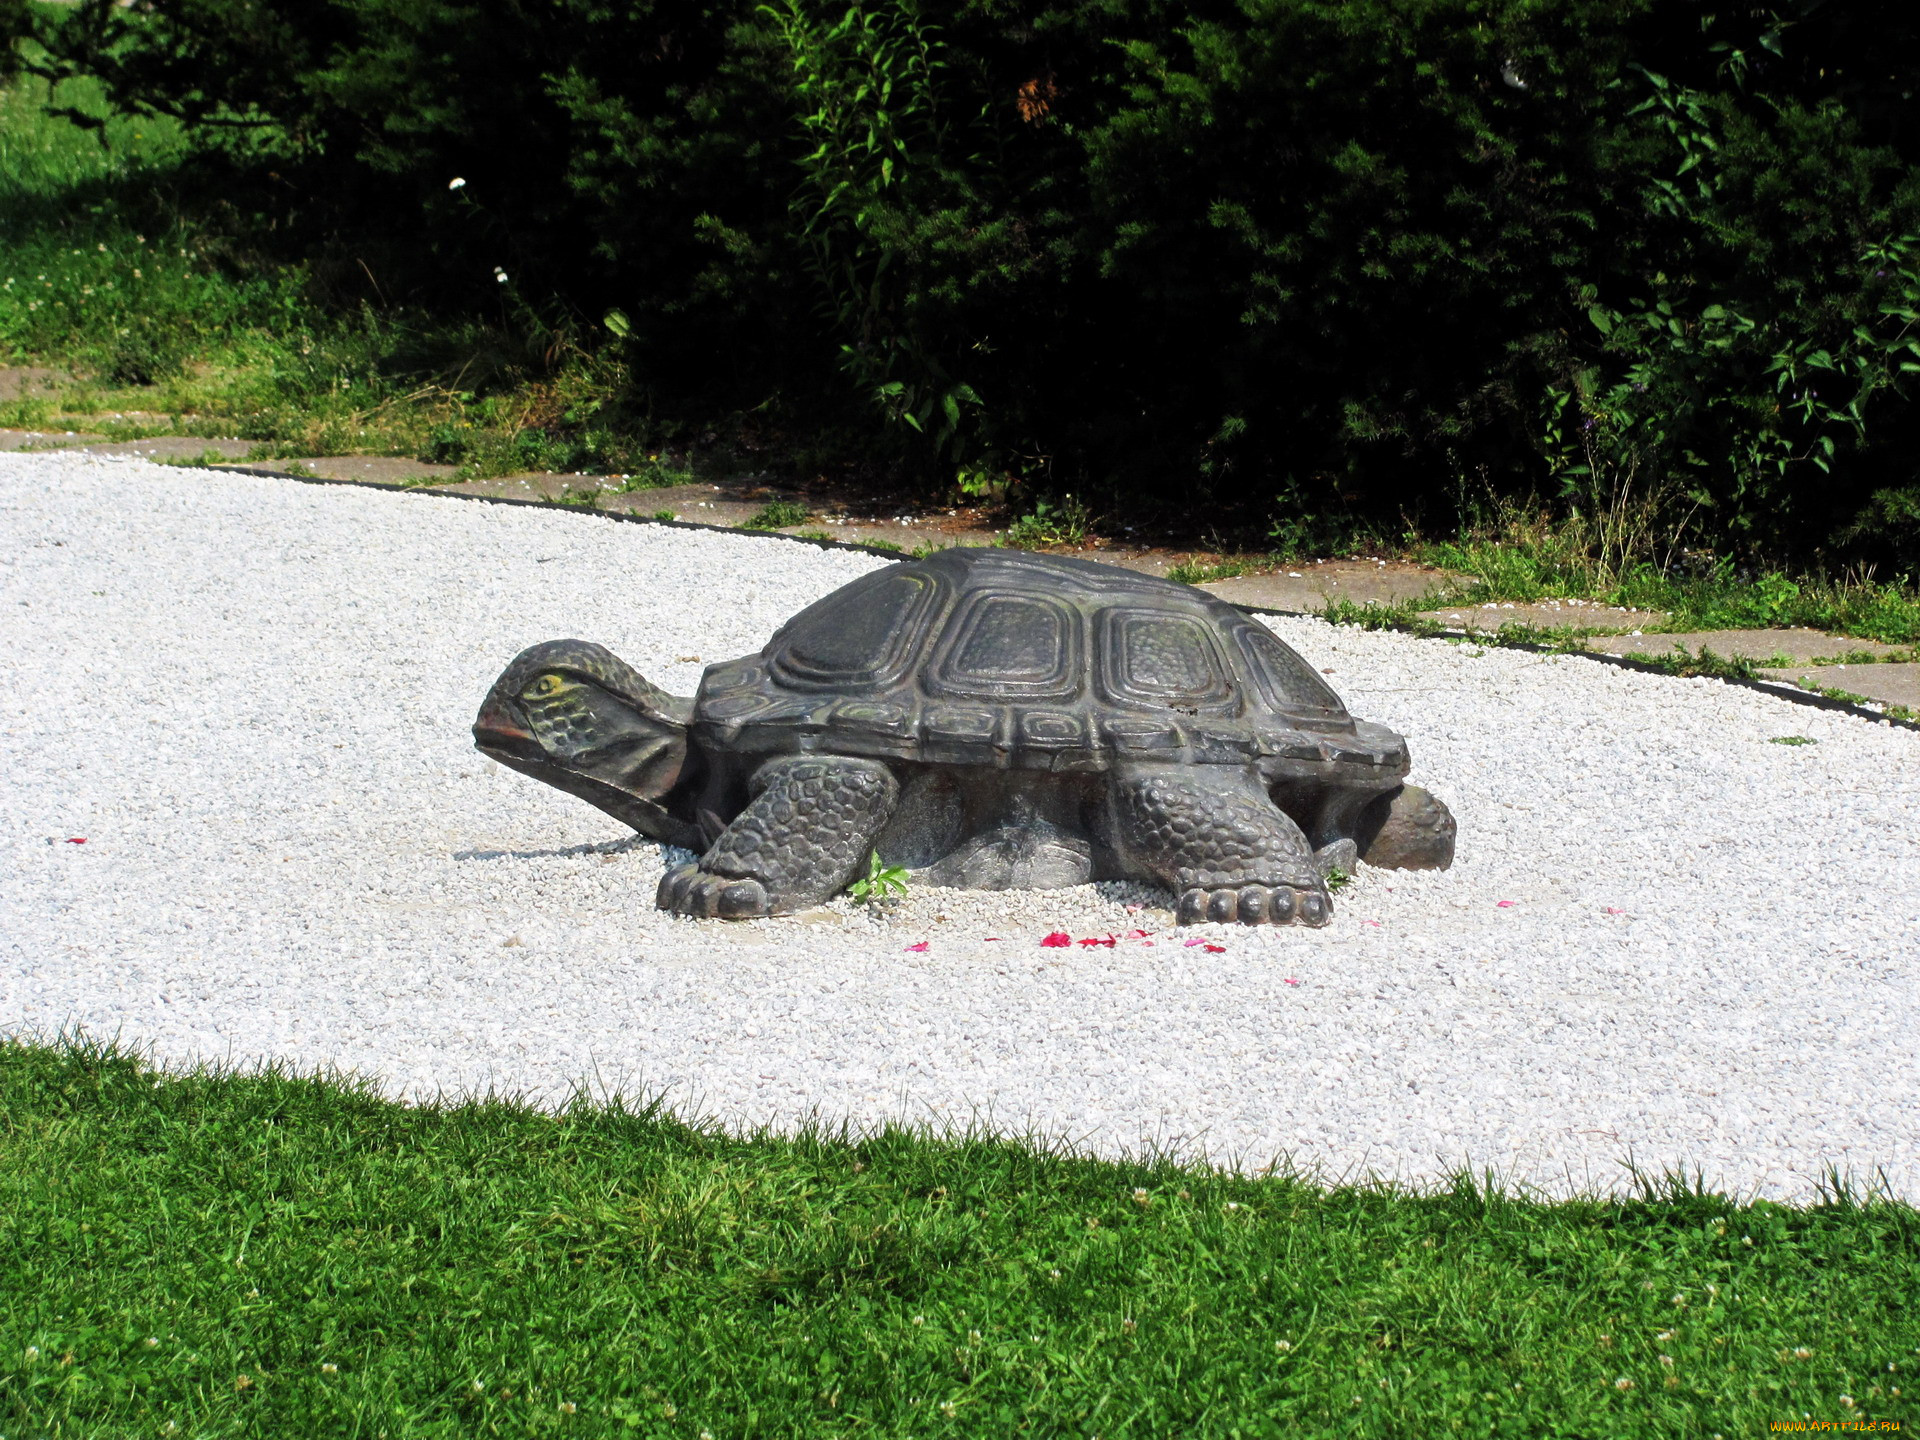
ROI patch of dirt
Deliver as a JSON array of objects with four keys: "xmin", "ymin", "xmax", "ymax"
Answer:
[{"xmin": 0, "ymin": 366, "xmax": 73, "ymax": 401}]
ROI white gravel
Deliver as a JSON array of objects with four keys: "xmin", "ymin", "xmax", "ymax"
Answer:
[{"xmin": 3, "ymin": 451, "xmax": 1916, "ymax": 1203}]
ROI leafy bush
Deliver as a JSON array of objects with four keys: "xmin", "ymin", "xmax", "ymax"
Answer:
[{"xmin": 15, "ymin": 0, "xmax": 1920, "ymax": 568}]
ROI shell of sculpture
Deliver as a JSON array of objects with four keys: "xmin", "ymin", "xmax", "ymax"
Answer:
[{"xmin": 691, "ymin": 547, "xmax": 1408, "ymax": 780}]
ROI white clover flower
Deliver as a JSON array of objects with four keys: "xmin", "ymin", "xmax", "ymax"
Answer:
[
  {"xmin": 449, "ymin": 177, "xmax": 467, "ymax": 190},
  {"xmin": 494, "ymin": 267, "xmax": 509, "ymax": 284}
]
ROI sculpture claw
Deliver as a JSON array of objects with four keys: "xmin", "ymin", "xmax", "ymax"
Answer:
[
  {"xmin": 1177, "ymin": 883, "xmax": 1329, "ymax": 927},
  {"xmin": 657, "ymin": 864, "xmax": 773, "ymax": 919}
]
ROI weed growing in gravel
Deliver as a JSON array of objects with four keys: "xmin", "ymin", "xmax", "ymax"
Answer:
[
  {"xmin": 1167, "ymin": 555, "xmax": 1261, "ymax": 586},
  {"xmin": 1003, "ymin": 494, "xmax": 1092, "ymax": 549},
  {"xmin": 848, "ymin": 850, "xmax": 909, "ymax": 904},
  {"xmin": 1, "ymin": 1037, "xmax": 1916, "ymax": 1438},
  {"xmin": 744, "ymin": 498, "xmax": 811, "ymax": 530},
  {"xmin": 1770, "ymin": 735, "xmax": 1818, "ymax": 746}
]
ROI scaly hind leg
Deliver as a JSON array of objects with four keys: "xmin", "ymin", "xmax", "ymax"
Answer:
[
  {"xmin": 1107, "ymin": 763, "xmax": 1332, "ymax": 926},
  {"xmin": 657, "ymin": 756, "xmax": 898, "ymax": 918}
]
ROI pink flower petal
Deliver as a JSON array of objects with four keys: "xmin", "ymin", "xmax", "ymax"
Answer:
[
  {"xmin": 1283, "ymin": 977, "xmax": 1301, "ymax": 986},
  {"xmin": 1363, "ymin": 919, "xmax": 1383, "ymax": 927},
  {"xmin": 1203, "ymin": 943, "xmax": 1226, "ymax": 953},
  {"xmin": 984, "ymin": 937, "xmax": 1003, "ymax": 942},
  {"xmin": 1123, "ymin": 928, "xmax": 1150, "ymax": 940},
  {"xmin": 65, "ymin": 837, "xmax": 86, "ymax": 844},
  {"xmin": 1604, "ymin": 907, "xmax": 1625, "ymax": 915},
  {"xmin": 903, "ymin": 941, "xmax": 929, "ymax": 952},
  {"xmin": 1495, "ymin": 900, "xmax": 1516, "ymax": 908},
  {"xmin": 1040, "ymin": 932, "xmax": 1071, "ymax": 948},
  {"xmin": 1078, "ymin": 935, "xmax": 1117, "ymax": 948},
  {"xmin": 1183, "ymin": 938, "xmax": 1206, "ymax": 947}
]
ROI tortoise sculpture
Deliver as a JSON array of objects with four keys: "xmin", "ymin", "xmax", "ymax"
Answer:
[{"xmin": 473, "ymin": 547, "xmax": 1454, "ymax": 925}]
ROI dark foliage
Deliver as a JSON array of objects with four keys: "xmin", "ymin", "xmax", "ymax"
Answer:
[{"xmin": 19, "ymin": 0, "xmax": 1920, "ymax": 565}]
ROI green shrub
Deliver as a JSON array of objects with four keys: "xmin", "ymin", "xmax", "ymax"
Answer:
[{"xmin": 15, "ymin": 0, "xmax": 1920, "ymax": 568}]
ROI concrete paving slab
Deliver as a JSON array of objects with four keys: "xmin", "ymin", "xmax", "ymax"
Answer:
[
  {"xmin": 1757, "ymin": 662, "xmax": 1920, "ymax": 710},
  {"xmin": 598, "ymin": 482, "xmax": 772, "ymax": 525},
  {"xmin": 72, "ymin": 436, "xmax": 254, "ymax": 462},
  {"xmin": 228, "ymin": 454, "xmax": 462, "ymax": 486},
  {"xmin": 1418, "ymin": 598, "xmax": 1670, "ymax": 632},
  {"xmin": 1588, "ymin": 628, "xmax": 1908, "ymax": 663},
  {"xmin": 0, "ymin": 428, "xmax": 106, "ymax": 450},
  {"xmin": 1202, "ymin": 561, "xmax": 1456, "ymax": 611}
]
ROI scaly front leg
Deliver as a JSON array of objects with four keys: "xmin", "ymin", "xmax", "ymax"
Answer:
[
  {"xmin": 1108, "ymin": 762, "xmax": 1332, "ymax": 926},
  {"xmin": 657, "ymin": 755, "xmax": 899, "ymax": 918}
]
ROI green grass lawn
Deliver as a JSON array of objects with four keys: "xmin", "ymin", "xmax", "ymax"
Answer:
[
  {"xmin": 0, "ymin": 57, "xmax": 660, "ymax": 478},
  {"xmin": 1, "ymin": 1039, "xmax": 1915, "ymax": 1438}
]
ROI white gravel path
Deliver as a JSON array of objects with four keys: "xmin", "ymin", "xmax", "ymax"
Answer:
[{"xmin": 3, "ymin": 451, "xmax": 1916, "ymax": 1202}]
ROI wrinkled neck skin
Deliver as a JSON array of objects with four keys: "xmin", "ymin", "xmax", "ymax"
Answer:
[{"xmin": 474, "ymin": 678, "xmax": 709, "ymax": 851}]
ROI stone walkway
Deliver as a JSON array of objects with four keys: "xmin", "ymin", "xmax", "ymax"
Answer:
[{"xmin": 6, "ymin": 422, "xmax": 1915, "ymax": 717}]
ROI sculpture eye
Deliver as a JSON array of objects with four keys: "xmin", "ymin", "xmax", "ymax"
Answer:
[{"xmin": 523, "ymin": 673, "xmax": 568, "ymax": 700}]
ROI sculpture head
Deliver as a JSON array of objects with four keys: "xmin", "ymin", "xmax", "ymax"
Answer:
[{"xmin": 473, "ymin": 639, "xmax": 703, "ymax": 848}]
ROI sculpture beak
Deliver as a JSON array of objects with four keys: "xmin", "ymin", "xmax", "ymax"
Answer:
[{"xmin": 472, "ymin": 700, "xmax": 537, "ymax": 758}]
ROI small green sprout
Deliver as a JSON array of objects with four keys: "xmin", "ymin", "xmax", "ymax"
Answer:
[
  {"xmin": 1325, "ymin": 868, "xmax": 1352, "ymax": 893},
  {"xmin": 1769, "ymin": 735, "xmax": 1817, "ymax": 746},
  {"xmin": 848, "ymin": 851, "xmax": 909, "ymax": 904},
  {"xmin": 651, "ymin": 509, "xmax": 676, "ymax": 522}
]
